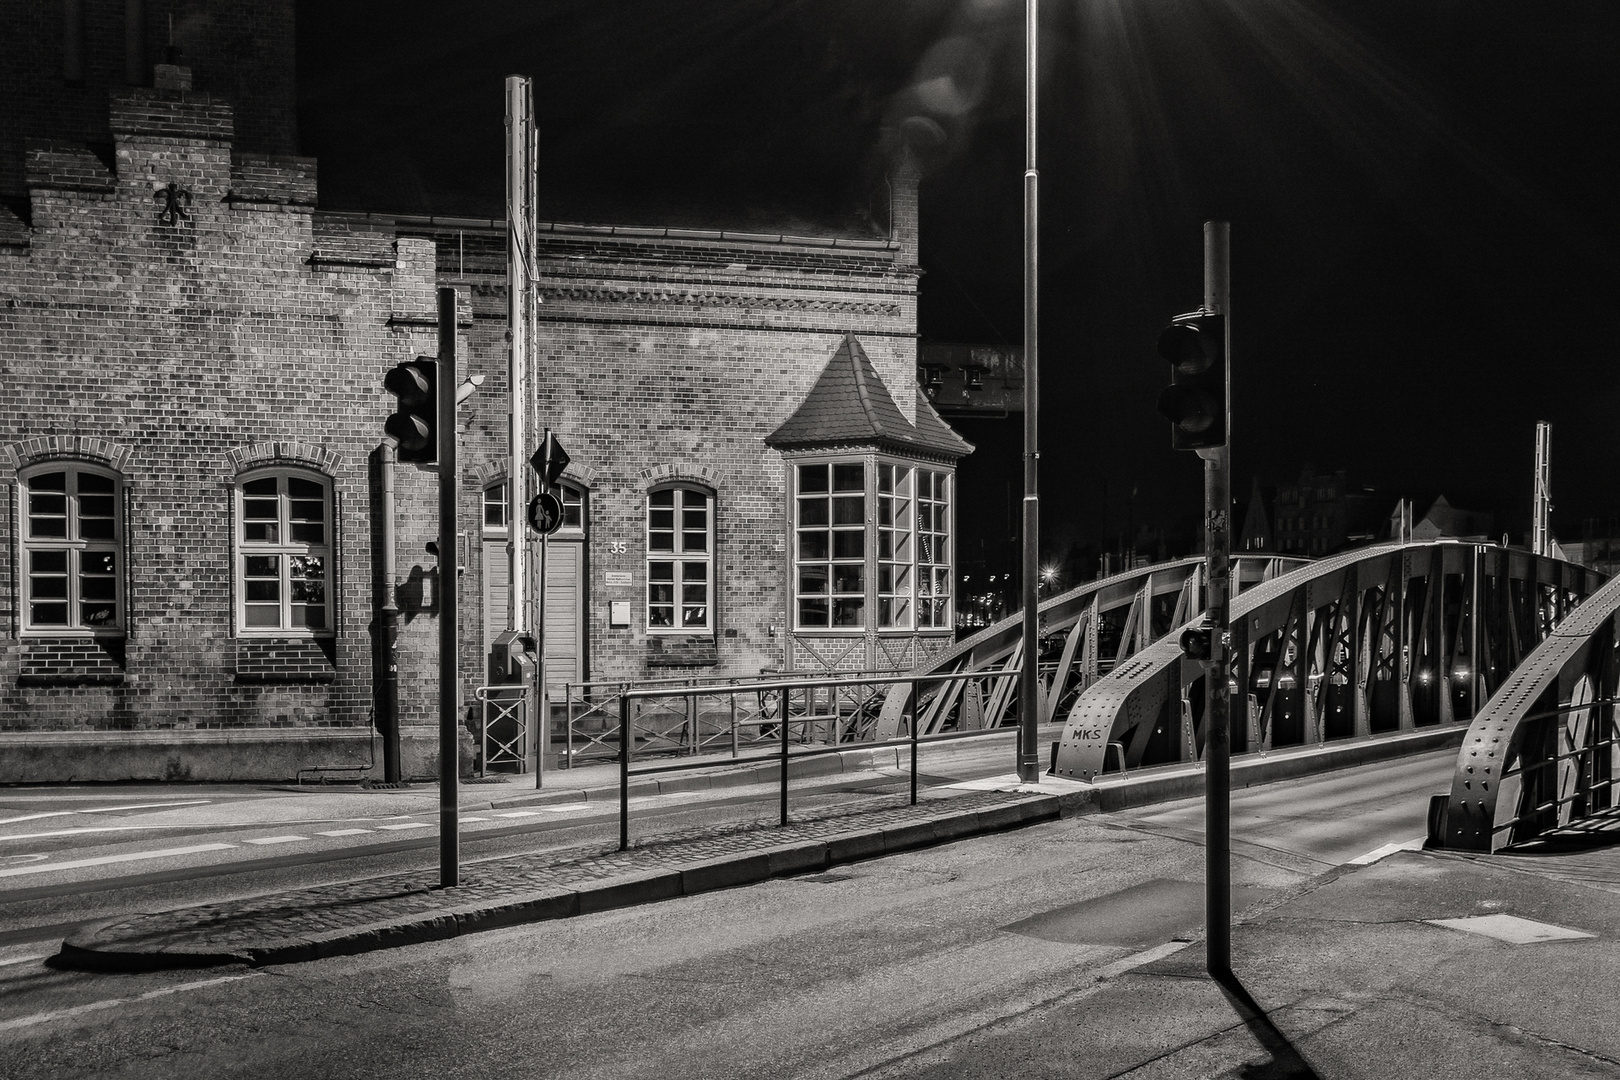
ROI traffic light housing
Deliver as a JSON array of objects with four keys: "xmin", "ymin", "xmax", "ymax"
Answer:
[
  {"xmin": 1156, "ymin": 310, "xmax": 1226, "ymax": 451},
  {"xmin": 1179, "ymin": 621, "xmax": 1214, "ymax": 662},
  {"xmin": 385, "ymin": 357, "xmax": 438, "ymax": 463}
]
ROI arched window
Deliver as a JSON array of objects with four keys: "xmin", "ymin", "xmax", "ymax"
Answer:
[
  {"xmin": 21, "ymin": 464, "xmax": 122, "ymax": 631},
  {"xmin": 236, "ymin": 469, "xmax": 333, "ymax": 634},
  {"xmin": 647, "ymin": 484, "xmax": 712, "ymax": 632}
]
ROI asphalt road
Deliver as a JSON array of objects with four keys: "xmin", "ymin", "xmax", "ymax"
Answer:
[{"xmin": 0, "ymin": 750, "xmax": 1455, "ymax": 1080}]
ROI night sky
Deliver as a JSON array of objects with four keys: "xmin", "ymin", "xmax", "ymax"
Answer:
[{"xmin": 300, "ymin": 1, "xmax": 1620, "ymax": 570}]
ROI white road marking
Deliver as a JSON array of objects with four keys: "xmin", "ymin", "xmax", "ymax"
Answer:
[
  {"xmin": 375, "ymin": 823, "xmax": 429, "ymax": 831},
  {"xmin": 493, "ymin": 811, "xmax": 542, "ymax": 818},
  {"xmin": 314, "ymin": 829, "xmax": 372, "ymax": 837},
  {"xmin": 1094, "ymin": 940, "xmax": 1191, "ymax": 979},
  {"xmin": 1427, "ymin": 914, "xmax": 1595, "ymax": 944},
  {"xmin": 0, "ymin": 799, "xmax": 213, "ymax": 826},
  {"xmin": 1347, "ymin": 837, "xmax": 1427, "ymax": 865},
  {"xmin": 0, "ymin": 954, "xmax": 48, "ymax": 968},
  {"xmin": 243, "ymin": 835, "xmax": 309, "ymax": 845},
  {"xmin": 459, "ymin": 816, "xmax": 489, "ymax": 822},
  {"xmin": 0, "ymin": 973, "xmax": 256, "ymax": 1033},
  {"xmin": 0, "ymin": 843, "xmax": 236, "ymax": 878},
  {"xmin": 536, "ymin": 803, "xmax": 592, "ymax": 812}
]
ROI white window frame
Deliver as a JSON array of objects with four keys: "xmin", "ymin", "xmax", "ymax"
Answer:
[
  {"xmin": 646, "ymin": 484, "xmax": 713, "ymax": 633},
  {"xmin": 235, "ymin": 467, "xmax": 334, "ymax": 636},
  {"xmin": 482, "ymin": 480, "xmax": 510, "ymax": 536},
  {"xmin": 20, "ymin": 463, "xmax": 123, "ymax": 634},
  {"xmin": 915, "ymin": 468, "xmax": 953, "ymax": 629},
  {"xmin": 790, "ymin": 457, "xmax": 953, "ymax": 634}
]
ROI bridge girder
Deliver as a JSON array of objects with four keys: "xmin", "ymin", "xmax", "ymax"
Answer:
[
  {"xmin": 1444, "ymin": 569, "xmax": 1620, "ymax": 851},
  {"xmin": 1051, "ymin": 542, "xmax": 1605, "ymax": 783}
]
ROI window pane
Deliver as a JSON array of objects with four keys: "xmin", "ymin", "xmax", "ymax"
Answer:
[
  {"xmin": 31, "ymin": 602, "xmax": 69, "ymax": 625},
  {"xmin": 294, "ymin": 605, "xmax": 326, "ymax": 630},
  {"xmin": 246, "ymin": 580, "xmax": 280, "ymax": 603},
  {"xmin": 31, "ymin": 550, "xmax": 67, "ymax": 574},
  {"xmin": 649, "ymin": 489, "xmax": 675, "ymax": 507},
  {"xmin": 880, "ymin": 598, "xmax": 911, "ymax": 627},
  {"xmin": 286, "ymin": 477, "xmax": 322, "ymax": 499},
  {"xmin": 832, "ymin": 496, "xmax": 864, "ymax": 525},
  {"xmin": 243, "ymin": 477, "xmax": 278, "ymax": 496},
  {"xmin": 649, "ymin": 531, "xmax": 674, "ymax": 552},
  {"xmin": 290, "ymin": 579, "xmax": 326, "ymax": 603},
  {"xmin": 288, "ymin": 499, "xmax": 325, "ymax": 522},
  {"xmin": 832, "ymin": 531, "xmax": 864, "ymax": 560},
  {"xmin": 648, "ymin": 605, "xmax": 673, "ymax": 627},
  {"xmin": 681, "ymin": 507, "xmax": 707, "ymax": 530},
  {"xmin": 798, "ymin": 598, "xmax": 829, "ymax": 626},
  {"xmin": 79, "ymin": 517, "xmax": 116, "ymax": 541},
  {"xmin": 798, "ymin": 566, "xmax": 828, "ymax": 594},
  {"xmin": 833, "ymin": 564, "xmax": 864, "ymax": 593},
  {"xmin": 78, "ymin": 494, "xmax": 114, "ymax": 518},
  {"xmin": 832, "ymin": 463, "xmax": 864, "ymax": 491},
  {"xmin": 245, "ymin": 605, "xmax": 280, "ymax": 627},
  {"xmin": 833, "ymin": 598, "xmax": 865, "ymax": 626},
  {"xmin": 84, "ymin": 551, "xmax": 116, "ymax": 575},
  {"xmin": 682, "ymin": 605, "xmax": 707, "ymax": 628},
  {"xmin": 289, "ymin": 521, "xmax": 325, "ymax": 544},
  {"xmin": 681, "ymin": 531, "xmax": 708, "ymax": 553},
  {"xmin": 648, "ymin": 561, "xmax": 674, "ymax": 582},
  {"xmin": 649, "ymin": 508, "xmax": 674, "ymax": 530},
  {"xmin": 30, "ymin": 472, "xmax": 67, "ymax": 492},
  {"xmin": 80, "ymin": 576, "xmax": 116, "ymax": 601},
  {"xmin": 32, "ymin": 575, "xmax": 68, "ymax": 599},
  {"xmin": 245, "ymin": 555, "xmax": 279, "ymax": 577},
  {"xmin": 798, "ymin": 498, "xmax": 828, "ymax": 527},
  {"xmin": 798, "ymin": 532, "xmax": 829, "ymax": 560},
  {"xmin": 682, "ymin": 561, "xmax": 707, "ymax": 583},
  {"xmin": 797, "ymin": 464, "xmax": 828, "ymax": 494},
  {"xmin": 82, "ymin": 602, "xmax": 117, "ymax": 625}
]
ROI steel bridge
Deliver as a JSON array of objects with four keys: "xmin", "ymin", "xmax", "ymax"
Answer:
[
  {"xmin": 868, "ymin": 542, "xmax": 1602, "ymax": 796},
  {"xmin": 873, "ymin": 554, "xmax": 1306, "ymax": 742},
  {"xmin": 1441, "ymin": 568, "xmax": 1620, "ymax": 851},
  {"xmin": 1049, "ymin": 541, "xmax": 1602, "ymax": 781}
]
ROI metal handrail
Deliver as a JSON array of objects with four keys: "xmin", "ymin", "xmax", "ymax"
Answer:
[{"xmin": 617, "ymin": 667, "xmax": 1024, "ymax": 850}]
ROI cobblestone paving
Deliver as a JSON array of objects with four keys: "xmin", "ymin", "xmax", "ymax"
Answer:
[{"xmin": 65, "ymin": 788, "xmax": 1048, "ymax": 964}]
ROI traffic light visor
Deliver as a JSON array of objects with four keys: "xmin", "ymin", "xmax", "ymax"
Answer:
[
  {"xmin": 1157, "ymin": 386, "xmax": 1219, "ymax": 434},
  {"xmin": 1157, "ymin": 318, "xmax": 1220, "ymax": 375},
  {"xmin": 384, "ymin": 363, "xmax": 431, "ymax": 404}
]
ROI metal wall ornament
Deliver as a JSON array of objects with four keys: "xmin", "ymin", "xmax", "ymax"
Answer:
[{"xmin": 154, "ymin": 182, "xmax": 192, "ymax": 226}]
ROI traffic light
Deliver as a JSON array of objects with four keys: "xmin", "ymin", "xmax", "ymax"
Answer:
[
  {"xmin": 384, "ymin": 357, "xmax": 437, "ymax": 463},
  {"xmin": 1156, "ymin": 310, "xmax": 1226, "ymax": 451},
  {"xmin": 1179, "ymin": 621, "xmax": 1214, "ymax": 662}
]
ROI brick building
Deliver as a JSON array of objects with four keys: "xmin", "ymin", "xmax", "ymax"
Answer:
[{"xmin": 0, "ymin": 6, "xmax": 969, "ymax": 781}]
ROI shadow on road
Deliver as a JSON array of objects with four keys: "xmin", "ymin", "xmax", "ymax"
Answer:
[{"xmin": 1213, "ymin": 968, "xmax": 1322, "ymax": 1080}]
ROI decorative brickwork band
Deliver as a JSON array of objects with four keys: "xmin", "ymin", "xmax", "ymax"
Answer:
[
  {"xmin": 18, "ymin": 638, "xmax": 126, "ymax": 685},
  {"xmin": 233, "ymin": 639, "xmax": 337, "ymax": 684},
  {"xmin": 225, "ymin": 441, "xmax": 341, "ymax": 477},
  {"xmin": 640, "ymin": 462, "xmax": 724, "ymax": 490},
  {"xmin": 3, "ymin": 436, "xmax": 133, "ymax": 472}
]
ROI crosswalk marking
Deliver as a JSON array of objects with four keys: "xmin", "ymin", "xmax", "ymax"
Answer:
[
  {"xmin": 0, "ymin": 843, "xmax": 236, "ymax": 879},
  {"xmin": 493, "ymin": 811, "xmax": 542, "ymax": 818},
  {"xmin": 315, "ymin": 829, "xmax": 372, "ymax": 837},
  {"xmin": 375, "ymin": 823, "xmax": 429, "ymax": 831},
  {"xmin": 460, "ymin": 816, "xmax": 489, "ymax": 822},
  {"xmin": 244, "ymin": 835, "xmax": 309, "ymax": 845}
]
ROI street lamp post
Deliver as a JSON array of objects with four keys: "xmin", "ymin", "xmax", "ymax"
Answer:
[{"xmin": 1017, "ymin": 0, "xmax": 1042, "ymax": 784}]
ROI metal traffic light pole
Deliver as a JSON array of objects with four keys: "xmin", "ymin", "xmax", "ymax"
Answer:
[
  {"xmin": 437, "ymin": 286, "xmax": 461, "ymax": 889},
  {"xmin": 1202, "ymin": 221, "xmax": 1232, "ymax": 976}
]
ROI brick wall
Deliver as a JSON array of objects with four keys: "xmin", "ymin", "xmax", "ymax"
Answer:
[{"xmin": 0, "ymin": 78, "xmax": 438, "ymax": 781}]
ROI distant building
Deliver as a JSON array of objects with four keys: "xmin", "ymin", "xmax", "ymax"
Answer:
[
  {"xmin": 1406, "ymin": 496, "xmax": 1494, "ymax": 543},
  {"xmin": 1272, "ymin": 466, "xmax": 1382, "ymax": 556},
  {"xmin": 1238, "ymin": 478, "xmax": 1272, "ymax": 552}
]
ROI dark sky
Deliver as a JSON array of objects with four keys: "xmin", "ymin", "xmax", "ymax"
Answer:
[{"xmin": 300, "ymin": 0, "xmax": 1620, "ymax": 561}]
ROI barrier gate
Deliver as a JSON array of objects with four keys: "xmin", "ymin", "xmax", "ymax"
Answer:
[{"xmin": 475, "ymin": 683, "xmax": 529, "ymax": 772}]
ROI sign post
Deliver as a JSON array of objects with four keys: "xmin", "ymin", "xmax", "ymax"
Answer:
[
  {"xmin": 1202, "ymin": 222, "xmax": 1232, "ymax": 977},
  {"xmin": 527, "ymin": 430, "xmax": 570, "ymax": 788}
]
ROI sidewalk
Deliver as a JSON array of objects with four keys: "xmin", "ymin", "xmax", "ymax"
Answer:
[{"xmin": 890, "ymin": 838, "xmax": 1620, "ymax": 1080}]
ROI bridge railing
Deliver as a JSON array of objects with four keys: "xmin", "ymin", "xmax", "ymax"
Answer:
[
  {"xmin": 561, "ymin": 670, "xmax": 907, "ymax": 768},
  {"xmin": 613, "ymin": 667, "xmax": 1021, "ymax": 850}
]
